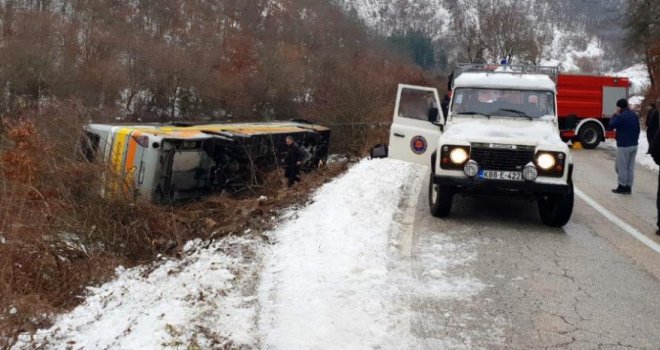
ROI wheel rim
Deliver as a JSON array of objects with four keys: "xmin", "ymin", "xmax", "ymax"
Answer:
[
  {"xmin": 431, "ymin": 183, "xmax": 439, "ymax": 205},
  {"xmin": 582, "ymin": 127, "xmax": 598, "ymax": 144}
]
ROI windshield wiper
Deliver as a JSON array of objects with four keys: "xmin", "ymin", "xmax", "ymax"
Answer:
[
  {"xmin": 496, "ymin": 109, "xmax": 533, "ymax": 120},
  {"xmin": 455, "ymin": 111, "xmax": 491, "ymax": 119}
]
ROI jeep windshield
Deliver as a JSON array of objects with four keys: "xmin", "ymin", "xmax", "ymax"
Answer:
[{"xmin": 451, "ymin": 88, "xmax": 555, "ymax": 119}]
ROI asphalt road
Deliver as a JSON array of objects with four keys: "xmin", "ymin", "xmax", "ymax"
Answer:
[{"xmin": 408, "ymin": 147, "xmax": 660, "ymax": 349}]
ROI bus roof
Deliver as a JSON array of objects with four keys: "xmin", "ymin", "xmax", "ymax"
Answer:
[{"xmin": 87, "ymin": 121, "xmax": 330, "ymax": 139}]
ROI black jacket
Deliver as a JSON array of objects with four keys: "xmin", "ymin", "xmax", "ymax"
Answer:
[
  {"xmin": 650, "ymin": 126, "xmax": 660, "ymax": 166},
  {"xmin": 285, "ymin": 142, "xmax": 305, "ymax": 167},
  {"xmin": 608, "ymin": 108, "xmax": 640, "ymax": 147},
  {"xmin": 647, "ymin": 108, "xmax": 659, "ymax": 137}
]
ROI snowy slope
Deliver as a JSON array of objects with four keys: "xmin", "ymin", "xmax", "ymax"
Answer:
[
  {"xmin": 341, "ymin": 0, "xmax": 606, "ymax": 68},
  {"xmin": 340, "ymin": 0, "xmax": 451, "ymax": 36},
  {"xmin": 258, "ymin": 159, "xmax": 423, "ymax": 349},
  {"xmin": 616, "ymin": 64, "xmax": 651, "ymax": 95},
  {"xmin": 258, "ymin": 158, "xmax": 485, "ymax": 349},
  {"xmin": 14, "ymin": 236, "xmax": 265, "ymax": 349},
  {"xmin": 540, "ymin": 28, "xmax": 604, "ymax": 72}
]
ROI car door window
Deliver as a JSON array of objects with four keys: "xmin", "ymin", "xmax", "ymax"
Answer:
[{"xmin": 398, "ymin": 88, "xmax": 439, "ymax": 122}]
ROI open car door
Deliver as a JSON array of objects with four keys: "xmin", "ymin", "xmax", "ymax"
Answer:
[{"xmin": 388, "ymin": 84, "xmax": 444, "ymax": 166}]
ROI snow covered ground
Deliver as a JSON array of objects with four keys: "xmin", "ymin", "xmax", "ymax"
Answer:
[
  {"xmin": 15, "ymin": 235, "xmax": 264, "ymax": 349},
  {"xmin": 257, "ymin": 158, "xmax": 487, "ymax": 349},
  {"xmin": 16, "ymin": 159, "xmax": 483, "ymax": 350},
  {"xmin": 540, "ymin": 28, "xmax": 604, "ymax": 72},
  {"xmin": 258, "ymin": 159, "xmax": 424, "ymax": 349}
]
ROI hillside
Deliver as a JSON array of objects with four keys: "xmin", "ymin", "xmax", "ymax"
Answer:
[{"xmin": 338, "ymin": 0, "xmax": 630, "ymax": 72}]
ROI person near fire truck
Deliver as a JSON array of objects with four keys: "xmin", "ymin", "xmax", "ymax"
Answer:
[
  {"xmin": 648, "ymin": 117, "xmax": 660, "ymax": 236},
  {"xmin": 646, "ymin": 102, "xmax": 659, "ymax": 151},
  {"xmin": 608, "ymin": 98, "xmax": 640, "ymax": 195}
]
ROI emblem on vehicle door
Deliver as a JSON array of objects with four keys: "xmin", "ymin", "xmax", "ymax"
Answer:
[{"xmin": 410, "ymin": 136, "xmax": 428, "ymax": 154}]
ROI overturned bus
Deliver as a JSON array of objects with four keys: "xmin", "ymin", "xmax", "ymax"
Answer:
[{"xmin": 82, "ymin": 121, "xmax": 331, "ymax": 202}]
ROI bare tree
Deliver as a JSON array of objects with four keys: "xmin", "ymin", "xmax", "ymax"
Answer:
[
  {"xmin": 624, "ymin": 0, "xmax": 660, "ymax": 87},
  {"xmin": 478, "ymin": 1, "xmax": 541, "ymax": 64},
  {"xmin": 448, "ymin": 2, "xmax": 485, "ymax": 63}
]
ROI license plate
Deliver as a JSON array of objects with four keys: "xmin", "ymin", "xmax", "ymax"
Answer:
[{"xmin": 480, "ymin": 170, "xmax": 523, "ymax": 181}]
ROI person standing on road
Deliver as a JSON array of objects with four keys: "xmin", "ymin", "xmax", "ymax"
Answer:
[
  {"xmin": 608, "ymin": 98, "xmax": 641, "ymax": 194},
  {"xmin": 284, "ymin": 136, "xmax": 304, "ymax": 188},
  {"xmin": 649, "ymin": 124, "xmax": 660, "ymax": 235},
  {"xmin": 646, "ymin": 102, "xmax": 659, "ymax": 150}
]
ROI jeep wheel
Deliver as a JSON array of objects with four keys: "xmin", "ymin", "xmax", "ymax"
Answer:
[
  {"xmin": 538, "ymin": 183, "xmax": 574, "ymax": 227},
  {"xmin": 429, "ymin": 174, "xmax": 454, "ymax": 218},
  {"xmin": 577, "ymin": 123, "xmax": 602, "ymax": 149}
]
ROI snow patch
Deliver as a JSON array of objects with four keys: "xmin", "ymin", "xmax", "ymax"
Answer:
[
  {"xmin": 15, "ymin": 235, "xmax": 263, "ymax": 349},
  {"xmin": 258, "ymin": 159, "xmax": 423, "ymax": 349},
  {"xmin": 258, "ymin": 158, "xmax": 486, "ymax": 349},
  {"xmin": 444, "ymin": 118, "xmax": 565, "ymax": 148},
  {"xmin": 340, "ymin": 0, "xmax": 452, "ymax": 37},
  {"xmin": 454, "ymin": 72, "xmax": 556, "ymax": 91},
  {"xmin": 539, "ymin": 27, "xmax": 605, "ymax": 72},
  {"xmin": 615, "ymin": 64, "xmax": 650, "ymax": 95},
  {"xmin": 412, "ymin": 235, "xmax": 485, "ymax": 299}
]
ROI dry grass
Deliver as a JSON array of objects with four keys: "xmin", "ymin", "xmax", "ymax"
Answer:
[{"xmin": 0, "ymin": 104, "xmax": 351, "ymax": 347}]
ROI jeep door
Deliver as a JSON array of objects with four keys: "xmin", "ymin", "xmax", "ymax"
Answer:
[{"xmin": 388, "ymin": 84, "xmax": 444, "ymax": 166}]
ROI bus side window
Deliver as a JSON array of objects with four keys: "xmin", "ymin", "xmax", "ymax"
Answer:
[{"xmin": 81, "ymin": 132, "xmax": 100, "ymax": 162}]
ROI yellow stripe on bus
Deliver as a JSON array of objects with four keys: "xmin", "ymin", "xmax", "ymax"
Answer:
[
  {"xmin": 123, "ymin": 130, "xmax": 141, "ymax": 190},
  {"xmin": 109, "ymin": 128, "xmax": 132, "ymax": 195}
]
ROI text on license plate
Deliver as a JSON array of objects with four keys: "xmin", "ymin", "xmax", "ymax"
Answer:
[{"xmin": 480, "ymin": 170, "xmax": 523, "ymax": 181}]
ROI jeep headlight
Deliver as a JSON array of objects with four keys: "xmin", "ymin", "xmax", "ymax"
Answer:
[
  {"xmin": 441, "ymin": 145, "xmax": 470, "ymax": 170},
  {"xmin": 536, "ymin": 153, "xmax": 556, "ymax": 170},
  {"xmin": 534, "ymin": 151, "xmax": 566, "ymax": 178},
  {"xmin": 450, "ymin": 148, "xmax": 469, "ymax": 164}
]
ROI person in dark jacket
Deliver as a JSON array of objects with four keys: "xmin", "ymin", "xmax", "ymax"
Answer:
[
  {"xmin": 649, "ymin": 124, "xmax": 660, "ymax": 235},
  {"xmin": 645, "ymin": 102, "xmax": 659, "ymax": 150},
  {"xmin": 440, "ymin": 93, "xmax": 450, "ymax": 119},
  {"xmin": 608, "ymin": 98, "xmax": 641, "ymax": 194},
  {"xmin": 284, "ymin": 136, "xmax": 304, "ymax": 188}
]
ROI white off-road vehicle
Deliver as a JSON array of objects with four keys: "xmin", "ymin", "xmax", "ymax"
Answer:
[{"xmin": 388, "ymin": 64, "xmax": 574, "ymax": 227}]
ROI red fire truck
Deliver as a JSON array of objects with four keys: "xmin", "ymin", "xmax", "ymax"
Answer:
[
  {"xmin": 556, "ymin": 73, "xmax": 630, "ymax": 149},
  {"xmin": 448, "ymin": 64, "xmax": 631, "ymax": 149}
]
